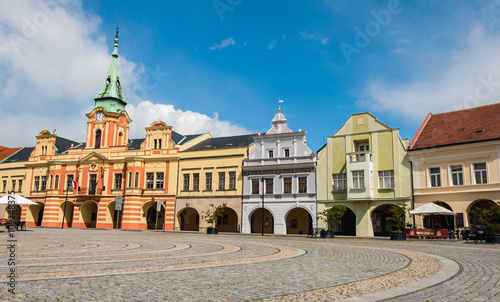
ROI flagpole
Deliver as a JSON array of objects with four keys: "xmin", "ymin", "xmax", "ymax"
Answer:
[{"xmin": 61, "ymin": 183, "xmax": 69, "ymax": 229}]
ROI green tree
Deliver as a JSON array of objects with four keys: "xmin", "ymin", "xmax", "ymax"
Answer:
[
  {"xmin": 201, "ymin": 204, "xmax": 225, "ymax": 229},
  {"xmin": 317, "ymin": 206, "xmax": 348, "ymax": 232},
  {"xmin": 472, "ymin": 202, "xmax": 500, "ymax": 235},
  {"xmin": 386, "ymin": 203, "xmax": 410, "ymax": 233}
]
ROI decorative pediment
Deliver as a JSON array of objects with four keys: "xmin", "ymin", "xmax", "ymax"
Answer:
[{"xmin": 81, "ymin": 152, "xmax": 107, "ymax": 162}]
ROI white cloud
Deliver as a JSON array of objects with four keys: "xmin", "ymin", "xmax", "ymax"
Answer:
[
  {"xmin": 127, "ymin": 101, "xmax": 252, "ymax": 137},
  {"xmin": 358, "ymin": 25, "xmax": 500, "ymax": 121},
  {"xmin": 268, "ymin": 39, "xmax": 277, "ymax": 50},
  {"xmin": 209, "ymin": 37, "xmax": 235, "ymax": 50},
  {"xmin": 0, "ymin": 1, "xmax": 250, "ymax": 147},
  {"xmin": 298, "ymin": 32, "xmax": 329, "ymax": 45}
]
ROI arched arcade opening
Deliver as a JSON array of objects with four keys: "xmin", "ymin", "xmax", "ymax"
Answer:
[
  {"xmin": 80, "ymin": 200, "xmax": 98, "ymax": 228},
  {"xmin": 217, "ymin": 207, "xmax": 238, "ymax": 232},
  {"xmin": 371, "ymin": 204, "xmax": 393, "ymax": 236},
  {"xmin": 178, "ymin": 207, "xmax": 199, "ymax": 231},
  {"xmin": 250, "ymin": 208, "xmax": 274, "ymax": 234},
  {"xmin": 60, "ymin": 201, "xmax": 74, "ymax": 228},
  {"xmin": 285, "ymin": 207, "xmax": 312, "ymax": 235}
]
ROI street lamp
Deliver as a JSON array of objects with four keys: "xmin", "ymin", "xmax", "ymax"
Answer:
[{"xmin": 61, "ymin": 182, "xmax": 70, "ymax": 229}]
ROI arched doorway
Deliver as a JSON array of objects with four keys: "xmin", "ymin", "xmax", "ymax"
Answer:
[
  {"xmin": 107, "ymin": 201, "xmax": 123, "ymax": 229},
  {"xmin": 29, "ymin": 202, "xmax": 45, "ymax": 226},
  {"xmin": 217, "ymin": 207, "xmax": 238, "ymax": 232},
  {"xmin": 468, "ymin": 199, "xmax": 496, "ymax": 225},
  {"xmin": 423, "ymin": 201, "xmax": 455, "ymax": 229},
  {"xmin": 179, "ymin": 207, "xmax": 199, "ymax": 231},
  {"xmin": 145, "ymin": 202, "xmax": 165, "ymax": 230},
  {"xmin": 60, "ymin": 201, "xmax": 74, "ymax": 228},
  {"xmin": 285, "ymin": 208, "xmax": 312, "ymax": 235},
  {"xmin": 250, "ymin": 208, "xmax": 274, "ymax": 234},
  {"xmin": 372, "ymin": 204, "xmax": 393, "ymax": 236},
  {"xmin": 80, "ymin": 200, "xmax": 98, "ymax": 228},
  {"xmin": 335, "ymin": 206, "xmax": 356, "ymax": 236}
]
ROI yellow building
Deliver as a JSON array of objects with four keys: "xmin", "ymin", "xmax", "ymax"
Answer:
[
  {"xmin": 409, "ymin": 104, "xmax": 500, "ymax": 229},
  {"xmin": 175, "ymin": 134, "xmax": 254, "ymax": 232},
  {"xmin": 317, "ymin": 113, "xmax": 411, "ymax": 237}
]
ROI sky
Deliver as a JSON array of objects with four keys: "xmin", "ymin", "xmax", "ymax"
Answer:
[{"xmin": 1, "ymin": 0, "xmax": 500, "ymax": 152}]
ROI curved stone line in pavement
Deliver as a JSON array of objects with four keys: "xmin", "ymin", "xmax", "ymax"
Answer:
[
  {"xmin": 18, "ymin": 242, "xmax": 145, "ymax": 257},
  {"xmin": 13, "ymin": 242, "xmax": 190, "ymax": 264},
  {"xmin": 15, "ymin": 242, "xmax": 305, "ymax": 282},
  {"xmin": 259, "ymin": 247, "xmax": 453, "ymax": 302}
]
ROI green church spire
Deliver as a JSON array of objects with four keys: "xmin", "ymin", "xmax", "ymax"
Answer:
[{"xmin": 94, "ymin": 23, "xmax": 127, "ymax": 113}]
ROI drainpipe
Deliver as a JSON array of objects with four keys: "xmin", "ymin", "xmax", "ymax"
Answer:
[{"xmin": 410, "ymin": 160, "xmax": 415, "ymax": 228}]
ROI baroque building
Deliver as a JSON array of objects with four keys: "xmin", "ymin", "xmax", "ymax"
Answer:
[
  {"xmin": 317, "ymin": 113, "xmax": 411, "ymax": 237},
  {"xmin": 241, "ymin": 104, "xmax": 317, "ymax": 235},
  {"xmin": 409, "ymin": 103, "xmax": 500, "ymax": 229}
]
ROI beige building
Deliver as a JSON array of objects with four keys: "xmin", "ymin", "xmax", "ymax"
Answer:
[
  {"xmin": 409, "ymin": 103, "xmax": 500, "ymax": 229},
  {"xmin": 175, "ymin": 134, "xmax": 254, "ymax": 233}
]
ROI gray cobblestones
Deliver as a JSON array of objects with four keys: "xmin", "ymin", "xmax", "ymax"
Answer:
[{"xmin": 1, "ymin": 229, "xmax": 499, "ymax": 301}]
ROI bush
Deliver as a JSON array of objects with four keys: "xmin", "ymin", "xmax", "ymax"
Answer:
[
  {"xmin": 317, "ymin": 206, "xmax": 347, "ymax": 232},
  {"xmin": 386, "ymin": 203, "xmax": 410, "ymax": 233},
  {"xmin": 201, "ymin": 204, "xmax": 225, "ymax": 229}
]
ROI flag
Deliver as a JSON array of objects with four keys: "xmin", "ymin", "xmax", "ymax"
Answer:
[
  {"xmin": 72, "ymin": 180, "xmax": 77, "ymax": 190},
  {"xmin": 156, "ymin": 198, "xmax": 162, "ymax": 212}
]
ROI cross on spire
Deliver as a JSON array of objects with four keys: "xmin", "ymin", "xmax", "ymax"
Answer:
[
  {"xmin": 278, "ymin": 98, "xmax": 284, "ymax": 111},
  {"xmin": 115, "ymin": 21, "xmax": 119, "ymax": 40}
]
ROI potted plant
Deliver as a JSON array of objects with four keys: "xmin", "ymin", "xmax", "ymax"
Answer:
[
  {"xmin": 386, "ymin": 203, "xmax": 410, "ymax": 241},
  {"xmin": 201, "ymin": 204, "xmax": 225, "ymax": 234},
  {"xmin": 317, "ymin": 206, "xmax": 347, "ymax": 238},
  {"xmin": 472, "ymin": 202, "xmax": 500, "ymax": 244}
]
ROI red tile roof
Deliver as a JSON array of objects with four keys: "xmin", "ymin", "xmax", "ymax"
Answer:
[
  {"xmin": 410, "ymin": 103, "xmax": 500, "ymax": 150},
  {"xmin": 0, "ymin": 146, "xmax": 22, "ymax": 162}
]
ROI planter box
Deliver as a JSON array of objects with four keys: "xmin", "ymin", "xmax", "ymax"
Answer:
[
  {"xmin": 390, "ymin": 232, "xmax": 406, "ymax": 241},
  {"xmin": 321, "ymin": 230, "xmax": 335, "ymax": 238},
  {"xmin": 207, "ymin": 228, "xmax": 218, "ymax": 234}
]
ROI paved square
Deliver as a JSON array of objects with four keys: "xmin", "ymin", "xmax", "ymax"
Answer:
[{"xmin": 1, "ymin": 228, "xmax": 499, "ymax": 301}]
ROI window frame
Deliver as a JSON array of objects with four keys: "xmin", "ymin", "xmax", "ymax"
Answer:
[
  {"xmin": 146, "ymin": 173, "xmax": 154, "ymax": 189},
  {"xmin": 183, "ymin": 174, "xmax": 190, "ymax": 191},
  {"xmin": 298, "ymin": 177, "xmax": 307, "ymax": 193},
  {"xmin": 156, "ymin": 172, "xmax": 164, "ymax": 189},
  {"xmin": 332, "ymin": 173, "xmax": 346, "ymax": 191},
  {"xmin": 265, "ymin": 178, "xmax": 273, "ymax": 194},
  {"xmin": 228, "ymin": 171, "xmax": 236, "ymax": 190},
  {"xmin": 218, "ymin": 172, "xmax": 225, "ymax": 190},
  {"xmin": 205, "ymin": 172, "xmax": 212, "ymax": 191},
  {"xmin": 34, "ymin": 176, "xmax": 40, "ymax": 191},
  {"xmin": 352, "ymin": 170, "xmax": 365, "ymax": 189},
  {"xmin": 251, "ymin": 179, "xmax": 259, "ymax": 194},
  {"xmin": 54, "ymin": 176, "xmax": 58, "ymax": 190},
  {"xmin": 450, "ymin": 165, "xmax": 464, "ymax": 186},
  {"xmin": 283, "ymin": 177, "xmax": 292, "ymax": 194},
  {"xmin": 378, "ymin": 170, "xmax": 394, "ymax": 189},
  {"xmin": 193, "ymin": 173, "xmax": 200, "ymax": 191},
  {"xmin": 429, "ymin": 167, "xmax": 441, "ymax": 187},
  {"xmin": 114, "ymin": 173, "xmax": 123, "ymax": 190},
  {"xmin": 473, "ymin": 162, "xmax": 487, "ymax": 184}
]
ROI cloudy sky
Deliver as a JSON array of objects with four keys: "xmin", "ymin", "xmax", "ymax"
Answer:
[{"xmin": 1, "ymin": 0, "xmax": 500, "ymax": 151}]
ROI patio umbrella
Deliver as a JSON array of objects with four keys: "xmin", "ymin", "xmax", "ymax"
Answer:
[
  {"xmin": 410, "ymin": 202, "xmax": 455, "ymax": 229},
  {"xmin": 0, "ymin": 193, "xmax": 37, "ymax": 205}
]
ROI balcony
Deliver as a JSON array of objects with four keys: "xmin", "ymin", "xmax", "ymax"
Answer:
[
  {"xmin": 78, "ymin": 187, "xmax": 103, "ymax": 196},
  {"xmin": 346, "ymin": 151, "xmax": 373, "ymax": 199}
]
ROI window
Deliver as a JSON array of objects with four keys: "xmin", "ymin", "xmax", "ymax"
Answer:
[
  {"xmin": 146, "ymin": 173, "xmax": 154, "ymax": 189},
  {"xmin": 156, "ymin": 172, "xmax": 164, "ymax": 189},
  {"xmin": 252, "ymin": 179, "xmax": 259, "ymax": 194},
  {"xmin": 352, "ymin": 170, "xmax": 364, "ymax": 189},
  {"xmin": 41, "ymin": 176, "xmax": 47, "ymax": 191},
  {"xmin": 268, "ymin": 149, "xmax": 274, "ymax": 158},
  {"xmin": 299, "ymin": 177, "xmax": 307, "ymax": 193},
  {"xmin": 218, "ymin": 172, "xmax": 225, "ymax": 190},
  {"xmin": 205, "ymin": 173, "xmax": 212, "ymax": 190},
  {"xmin": 154, "ymin": 139, "xmax": 162, "ymax": 149},
  {"xmin": 18, "ymin": 180, "xmax": 23, "ymax": 192},
  {"xmin": 95, "ymin": 129, "xmax": 101, "ymax": 149},
  {"xmin": 430, "ymin": 167, "xmax": 441, "ymax": 187},
  {"xmin": 2, "ymin": 180, "xmax": 6, "ymax": 192},
  {"xmin": 378, "ymin": 170, "xmax": 394, "ymax": 189},
  {"xmin": 34, "ymin": 176, "xmax": 40, "ymax": 191},
  {"xmin": 283, "ymin": 177, "xmax": 292, "ymax": 194},
  {"xmin": 134, "ymin": 172, "xmax": 139, "ymax": 188},
  {"xmin": 66, "ymin": 175, "xmax": 74, "ymax": 190},
  {"xmin": 183, "ymin": 174, "xmax": 190, "ymax": 191},
  {"xmin": 49, "ymin": 176, "xmax": 53, "ymax": 190},
  {"xmin": 474, "ymin": 163, "xmax": 487, "ymax": 184},
  {"xmin": 12, "ymin": 180, "xmax": 16, "ymax": 192},
  {"xmin": 128, "ymin": 172, "xmax": 132, "ymax": 188},
  {"xmin": 284, "ymin": 148, "xmax": 290, "ymax": 157},
  {"xmin": 54, "ymin": 176, "xmax": 59, "ymax": 190},
  {"xmin": 228, "ymin": 172, "xmax": 236, "ymax": 190},
  {"xmin": 193, "ymin": 173, "xmax": 199, "ymax": 191},
  {"xmin": 332, "ymin": 174, "xmax": 346, "ymax": 191},
  {"xmin": 451, "ymin": 165, "xmax": 463, "ymax": 186},
  {"xmin": 114, "ymin": 173, "xmax": 123, "ymax": 190},
  {"xmin": 89, "ymin": 174, "xmax": 97, "ymax": 194},
  {"xmin": 265, "ymin": 178, "xmax": 273, "ymax": 194}
]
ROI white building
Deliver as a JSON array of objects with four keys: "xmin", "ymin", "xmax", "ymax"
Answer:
[{"xmin": 241, "ymin": 103, "xmax": 317, "ymax": 235}]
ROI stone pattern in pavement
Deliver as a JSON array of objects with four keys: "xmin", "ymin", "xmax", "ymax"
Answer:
[{"xmin": 0, "ymin": 228, "xmax": 499, "ymax": 301}]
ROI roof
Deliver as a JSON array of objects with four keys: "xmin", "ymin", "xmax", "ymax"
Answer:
[
  {"xmin": 0, "ymin": 146, "xmax": 22, "ymax": 162},
  {"xmin": 184, "ymin": 134, "xmax": 254, "ymax": 151},
  {"xmin": 410, "ymin": 103, "xmax": 500, "ymax": 150},
  {"xmin": 55, "ymin": 137, "xmax": 82, "ymax": 154},
  {"xmin": 127, "ymin": 138, "xmax": 145, "ymax": 150},
  {"xmin": 1, "ymin": 147, "xmax": 35, "ymax": 163}
]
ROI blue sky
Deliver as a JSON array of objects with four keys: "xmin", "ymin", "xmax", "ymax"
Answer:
[{"xmin": 1, "ymin": 1, "xmax": 500, "ymax": 152}]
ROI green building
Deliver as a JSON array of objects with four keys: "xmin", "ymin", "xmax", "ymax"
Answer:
[{"xmin": 317, "ymin": 113, "xmax": 411, "ymax": 237}]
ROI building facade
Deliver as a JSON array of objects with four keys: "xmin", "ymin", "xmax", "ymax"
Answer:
[
  {"xmin": 409, "ymin": 104, "xmax": 500, "ymax": 229},
  {"xmin": 317, "ymin": 113, "xmax": 411, "ymax": 237},
  {"xmin": 241, "ymin": 105, "xmax": 317, "ymax": 235}
]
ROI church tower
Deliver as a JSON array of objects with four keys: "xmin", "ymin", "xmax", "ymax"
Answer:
[{"xmin": 86, "ymin": 25, "xmax": 132, "ymax": 149}]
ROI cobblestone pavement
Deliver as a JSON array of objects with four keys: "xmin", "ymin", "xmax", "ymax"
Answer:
[{"xmin": 0, "ymin": 228, "xmax": 498, "ymax": 301}]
